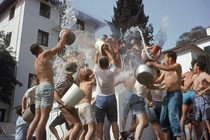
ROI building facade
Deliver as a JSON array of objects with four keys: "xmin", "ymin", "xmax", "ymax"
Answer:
[{"xmin": 0, "ymin": 0, "xmax": 105, "ymax": 123}]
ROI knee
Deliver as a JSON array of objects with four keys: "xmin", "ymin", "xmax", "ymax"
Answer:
[
  {"xmin": 74, "ymin": 122, "xmax": 82, "ymax": 129},
  {"xmin": 49, "ymin": 123, "xmax": 55, "ymax": 130},
  {"xmin": 143, "ymin": 120, "xmax": 149, "ymax": 128}
]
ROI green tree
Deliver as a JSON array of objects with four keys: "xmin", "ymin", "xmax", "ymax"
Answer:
[
  {"xmin": 176, "ymin": 26, "xmax": 207, "ymax": 47},
  {"xmin": 0, "ymin": 31, "xmax": 22, "ymax": 105},
  {"xmin": 107, "ymin": 0, "xmax": 154, "ymax": 45}
]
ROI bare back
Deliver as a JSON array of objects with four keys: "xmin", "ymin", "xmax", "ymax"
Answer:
[{"xmin": 181, "ymin": 71, "xmax": 195, "ymax": 92}]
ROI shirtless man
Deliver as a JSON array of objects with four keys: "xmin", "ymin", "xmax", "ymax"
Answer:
[
  {"xmin": 78, "ymin": 66, "xmax": 96, "ymax": 140},
  {"xmin": 190, "ymin": 61, "xmax": 210, "ymax": 139},
  {"xmin": 26, "ymin": 29, "xmax": 70, "ymax": 140},
  {"xmin": 180, "ymin": 60, "xmax": 197, "ymax": 137},
  {"xmin": 54, "ymin": 62, "xmax": 82, "ymax": 140},
  {"xmin": 146, "ymin": 50, "xmax": 183, "ymax": 140}
]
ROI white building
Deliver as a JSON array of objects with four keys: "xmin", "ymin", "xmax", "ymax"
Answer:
[{"xmin": 0, "ymin": 0, "xmax": 105, "ymax": 123}]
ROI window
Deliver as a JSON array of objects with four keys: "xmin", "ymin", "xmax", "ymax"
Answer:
[
  {"xmin": 9, "ymin": 5, "xmax": 15, "ymax": 20},
  {"xmin": 0, "ymin": 109, "xmax": 6, "ymax": 122},
  {"xmin": 39, "ymin": 2, "xmax": 51, "ymax": 19},
  {"xmin": 5, "ymin": 32, "xmax": 12, "ymax": 46},
  {"xmin": 204, "ymin": 46, "xmax": 210, "ymax": 53},
  {"xmin": 37, "ymin": 30, "xmax": 49, "ymax": 47},
  {"xmin": 76, "ymin": 19, "xmax": 84, "ymax": 30},
  {"xmin": 28, "ymin": 73, "xmax": 37, "ymax": 88}
]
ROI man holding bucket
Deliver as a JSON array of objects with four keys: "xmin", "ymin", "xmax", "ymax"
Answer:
[
  {"xmin": 27, "ymin": 29, "xmax": 72, "ymax": 140},
  {"xmin": 93, "ymin": 43, "xmax": 120, "ymax": 140},
  {"xmin": 146, "ymin": 50, "xmax": 183, "ymax": 140},
  {"xmin": 53, "ymin": 62, "xmax": 82, "ymax": 140}
]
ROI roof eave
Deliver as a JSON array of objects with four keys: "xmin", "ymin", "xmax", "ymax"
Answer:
[{"xmin": 0, "ymin": 0, "xmax": 17, "ymax": 15}]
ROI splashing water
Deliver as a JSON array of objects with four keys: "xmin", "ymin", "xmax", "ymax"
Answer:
[
  {"xmin": 60, "ymin": 0, "xmax": 77, "ymax": 29},
  {"xmin": 154, "ymin": 17, "xmax": 168, "ymax": 48},
  {"xmin": 53, "ymin": 0, "xmax": 97, "ymax": 82}
]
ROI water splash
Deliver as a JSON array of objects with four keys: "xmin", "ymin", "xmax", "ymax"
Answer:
[
  {"xmin": 60, "ymin": 0, "xmax": 77, "ymax": 29},
  {"xmin": 154, "ymin": 17, "xmax": 168, "ymax": 48},
  {"xmin": 53, "ymin": 0, "xmax": 97, "ymax": 82}
]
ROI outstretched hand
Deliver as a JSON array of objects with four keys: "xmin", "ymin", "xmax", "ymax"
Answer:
[{"xmin": 61, "ymin": 28, "xmax": 70, "ymax": 39}]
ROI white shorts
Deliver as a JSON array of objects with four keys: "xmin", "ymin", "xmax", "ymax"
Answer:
[{"xmin": 78, "ymin": 103, "xmax": 95, "ymax": 125}]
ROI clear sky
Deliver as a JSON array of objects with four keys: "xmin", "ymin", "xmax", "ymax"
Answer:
[{"xmin": 74, "ymin": 0, "xmax": 210, "ymax": 50}]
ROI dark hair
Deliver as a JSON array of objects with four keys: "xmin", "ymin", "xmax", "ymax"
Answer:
[
  {"xmin": 15, "ymin": 106, "xmax": 22, "ymax": 116},
  {"xmin": 84, "ymin": 69, "xmax": 93, "ymax": 81},
  {"xmin": 30, "ymin": 44, "xmax": 40, "ymax": 55},
  {"xmin": 196, "ymin": 61, "xmax": 205, "ymax": 71},
  {"xmin": 66, "ymin": 62, "xmax": 78, "ymax": 74},
  {"xmin": 99, "ymin": 57, "xmax": 109, "ymax": 69},
  {"xmin": 164, "ymin": 50, "xmax": 177, "ymax": 61},
  {"xmin": 191, "ymin": 59, "xmax": 198, "ymax": 68},
  {"xmin": 102, "ymin": 34, "xmax": 108, "ymax": 38}
]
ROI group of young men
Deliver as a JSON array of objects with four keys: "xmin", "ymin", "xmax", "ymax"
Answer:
[{"xmin": 15, "ymin": 29, "xmax": 210, "ymax": 140}]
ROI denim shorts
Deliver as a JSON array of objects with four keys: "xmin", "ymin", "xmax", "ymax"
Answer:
[
  {"xmin": 160, "ymin": 90, "xmax": 182, "ymax": 137},
  {"xmin": 193, "ymin": 94, "xmax": 210, "ymax": 121},
  {"xmin": 147, "ymin": 101, "xmax": 162, "ymax": 123},
  {"xmin": 129, "ymin": 94, "xmax": 146, "ymax": 115},
  {"xmin": 95, "ymin": 94, "xmax": 117, "ymax": 123},
  {"xmin": 182, "ymin": 89, "xmax": 195, "ymax": 105},
  {"xmin": 35, "ymin": 82, "xmax": 54, "ymax": 108}
]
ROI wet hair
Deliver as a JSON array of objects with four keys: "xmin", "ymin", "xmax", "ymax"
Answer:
[
  {"xmin": 196, "ymin": 61, "xmax": 205, "ymax": 71},
  {"xmin": 99, "ymin": 57, "xmax": 109, "ymax": 69},
  {"xmin": 65, "ymin": 62, "xmax": 78, "ymax": 74},
  {"xmin": 30, "ymin": 44, "xmax": 40, "ymax": 55},
  {"xmin": 84, "ymin": 69, "xmax": 93, "ymax": 81},
  {"xmin": 164, "ymin": 50, "xmax": 177, "ymax": 61},
  {"xmin": 79, "ymin": 68, "xmax": 93, "ymax": 82}
]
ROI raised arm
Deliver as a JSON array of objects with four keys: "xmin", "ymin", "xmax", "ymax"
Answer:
[
  {"xmin": 94, "ymin": 51, "xmax": 100, "ymax": 65},
  {"xmin": 147, "ymin": 61, "xmax": 181, "ymax": 72},
  {"xmin": 21, "ymin": 96, "xmax": 27, "ymax": 114},
  {"xmin": 103, "ymin": 45, "xmax": 117, "ymax": 67},
  {"xmin": 44, "ymin": 29, "xmax": 70, "ymax": 58}
]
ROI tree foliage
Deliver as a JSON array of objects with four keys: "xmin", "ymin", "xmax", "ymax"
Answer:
[
  {"xmin": 106, "ymin": 0, "xmax": 154, "ymax": 45},
  {"xmin": 176, "ymin": 26, "xmax": 207, "ymax": 47},
  {"xmin": 0, "ymin": 31, "xmax": 22, "ymax": 105}
]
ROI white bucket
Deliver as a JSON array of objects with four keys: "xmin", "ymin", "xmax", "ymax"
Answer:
[
  {"xmin": 61, "ymin": 83, "xmax": 85, "ymax": 107},
  {"xmin": 95, "ymin": 39, "xmax": 106, "ymax": 56},
  {"xmin": 22, "ymin": 104, "xmax": 35, "ymax": 122},
  {"xmin": 59, "ymin": 29, "xmax": 76, "ymax": 45}
]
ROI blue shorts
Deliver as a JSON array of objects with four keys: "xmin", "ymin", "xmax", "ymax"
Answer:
[
  {"xmin": 148, "ymin": 101, "xmax": 162, "ymax": 123},
  {"xmin": 35, "ymin": 82, "xmax": 54, "ymax": 108},
  {"xmin": 129, "ymin": 94, "xmax": 146, "ymax": 115},
  {"xmin": 182, "ymin": 89, "xmax": 195, "ymax": 105},
  {"xmin": 95, "ymin": 94, "xmax": 117, "ymax": 123},
  {"xmin": 160, "ymin": 90, "xmax": 182, "ymax": 137},
  {"xmin": 193, "ymin": 94, "xmax": 210, "ymax": 121}
]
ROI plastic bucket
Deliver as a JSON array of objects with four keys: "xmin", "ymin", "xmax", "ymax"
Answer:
[
  {"xmin": 134, "ymin": 64, "xmax": 157, "ymax": 85},
  {"xmin": 59, "ymin": 29, "xmax": 76, "ymax": 45},
  {"xmin": 95, "ymin": 40, "xmax": 107, "ymax": 56},
  {"xmin": 61, "ymin": 83, "xmax": 85, "ymax": 107},
  {"xmin": 22, "ymin": 104, "xmax": 35, "ymax": 122}
]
